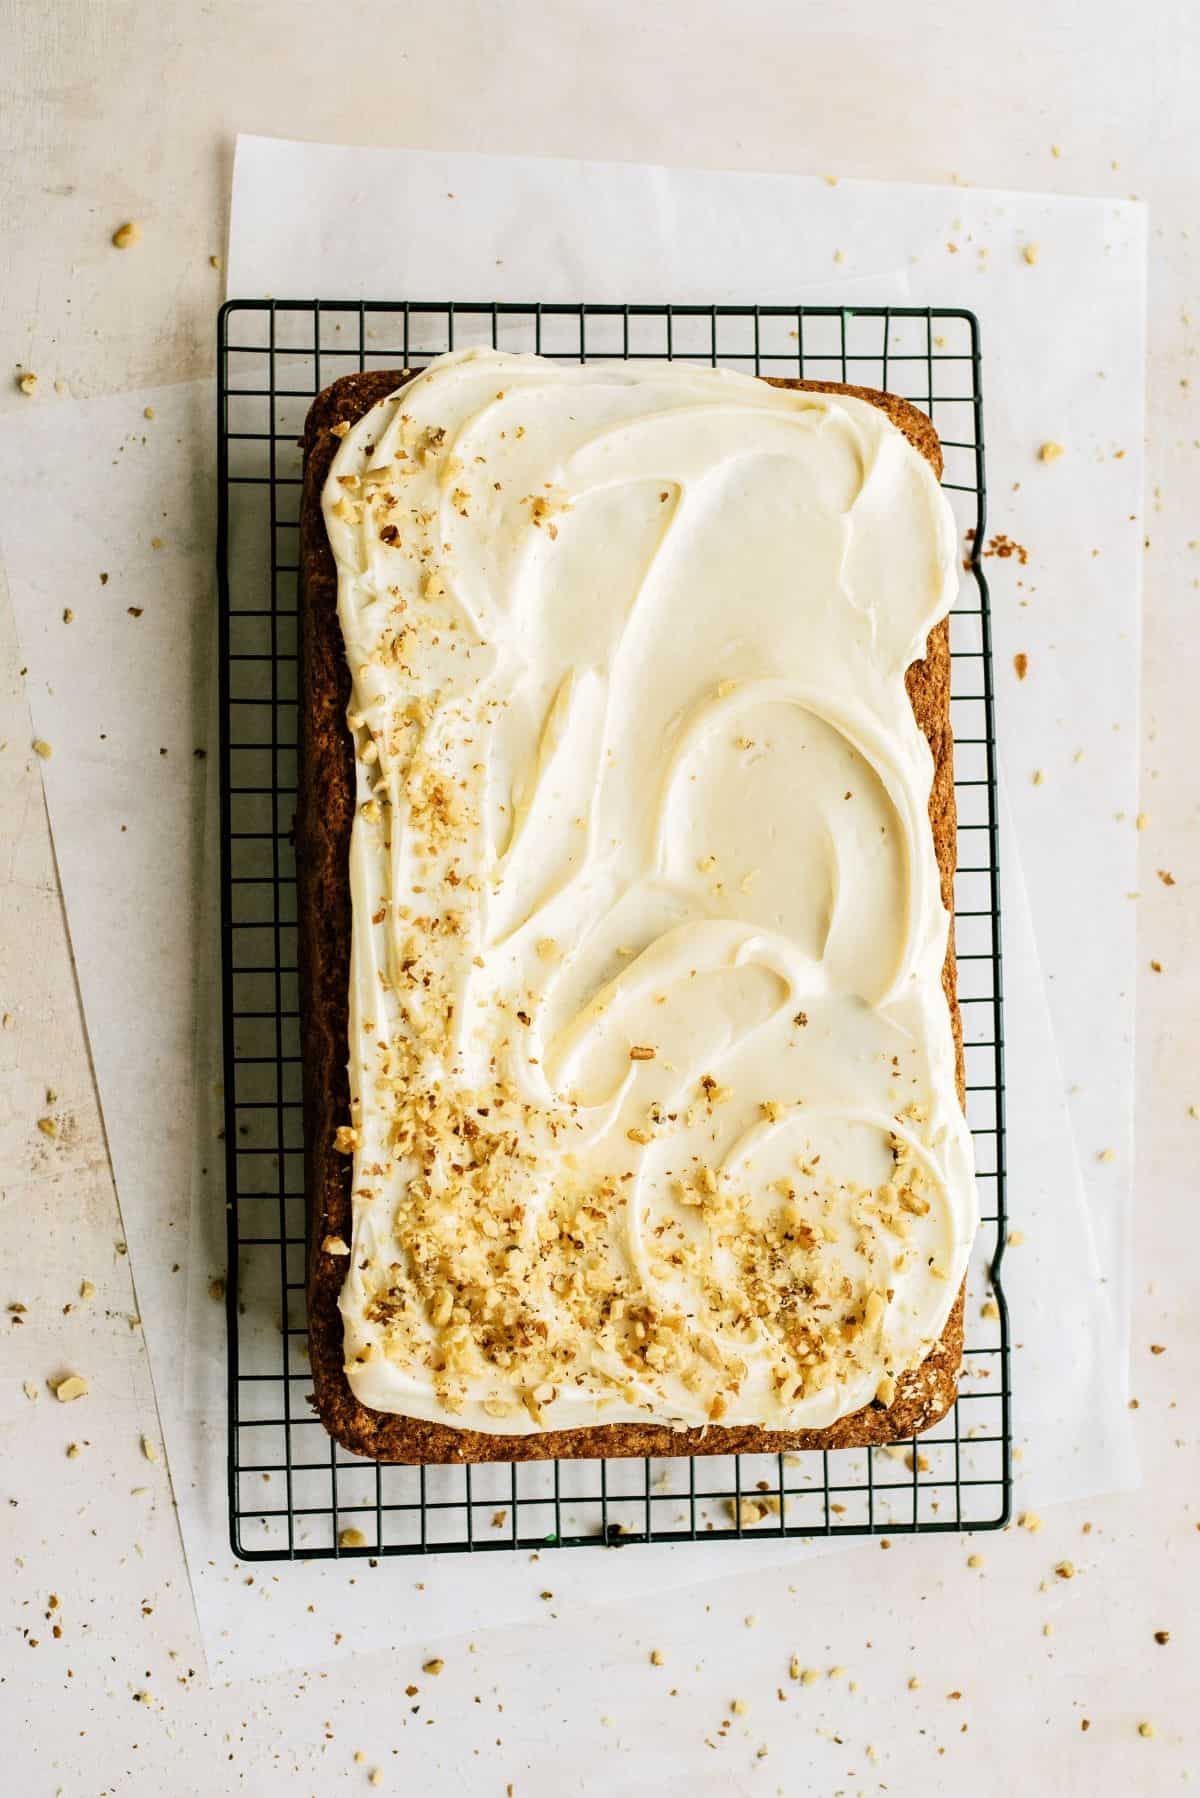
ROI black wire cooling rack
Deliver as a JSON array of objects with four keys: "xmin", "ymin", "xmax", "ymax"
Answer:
[{"xmin": 217, "ymin": 300, "xmax": 1010, "ymax": 1561}]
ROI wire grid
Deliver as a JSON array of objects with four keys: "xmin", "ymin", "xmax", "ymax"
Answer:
[{"xmin": 217, "ymin": 300, "xmax": 1010, "ymax": 1561}]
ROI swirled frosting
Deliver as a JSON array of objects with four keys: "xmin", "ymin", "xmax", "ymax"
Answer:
[{"xmin": 321, "ymin": 348, "xmax": 977, "ymax": 1434}]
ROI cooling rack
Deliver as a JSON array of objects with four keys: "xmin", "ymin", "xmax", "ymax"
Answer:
[{"xmin": 217, "ymin": 299, "xmax": 1010, "ymax": 1559}]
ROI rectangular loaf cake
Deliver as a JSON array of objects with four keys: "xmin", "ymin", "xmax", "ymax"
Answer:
[{"xmin": 298, "ymin": 350, "xmax": 977, "ymax": 1464}]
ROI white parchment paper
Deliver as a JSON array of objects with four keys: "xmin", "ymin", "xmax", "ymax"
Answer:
[{"xmin": 0, "ymin": 146, "xmax": 1143, "ymax": 1680}]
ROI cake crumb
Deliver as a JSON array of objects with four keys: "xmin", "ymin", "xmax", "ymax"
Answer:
[
  {"xmin": 1019, "ymin": 1511, "xmax": 1043, "ymax": 1533},
  {"xmin": 51, "ymin": 1374, "xmax": 88, "ymax": 1402},
  {"xmin": 112, "ymin": 221, "xmax": 142, "ymax": 249}
]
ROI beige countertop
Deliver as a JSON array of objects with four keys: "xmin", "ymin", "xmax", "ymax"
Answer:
[{"xmin": 1, "ymin": 3, "xmax": 1196, "ymax": 1792}]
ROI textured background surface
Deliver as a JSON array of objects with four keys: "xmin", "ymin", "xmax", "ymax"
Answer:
[{"xmin": 1, "ymin": 3, "xmax": 1196, "ymax": 1792}]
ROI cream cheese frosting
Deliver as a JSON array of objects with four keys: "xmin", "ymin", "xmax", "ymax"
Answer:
[{"xmin": 320, "ymin": 347, "xmax": 978, "ymax": 1435}]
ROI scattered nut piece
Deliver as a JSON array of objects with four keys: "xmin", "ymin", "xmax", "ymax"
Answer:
[
  {"xmin": 1013, "ymin": 653, "xmax": 1029, "ymax": 680},
  {"xmin": 1097, "ymin": 1147, "xmax": 1116, "ymax": 1163},
  {"xmin": 112, "ymin": 221, "xmax": 142, "ymax": 249},
  {"xmin": 1138, "ymin": 1721, "xmax": 1155, "ymax": 1739},
  {"xmin": 338, "ymin": 1527, "xmax": 367, "ymax": 1549},
  {"xmin": 18, "ymin": 372, "xmax": 38, "ymax": 396},
  {"xmin": 1038, "ymin": 441, "xmax": 1065, "ymax": 463},
  {"xmin": 1154, "ymin": 1630, "xmax": 1169, "ymax": 1645},
  {"xmin": 22, "ymin": 1380, "xmax": 39, "ymax": 1402},
  {"xmin": 322, "ymin": 1235, "xmax": 351, "ymax": 1256},
  {"xmin": 32, "ymin": 739, "xmax": 53, "ymax": 759},
  {"xmin": 52, "ymin": 1374, "xmax": 88, "ymax": 1403},
  {"xmin": 141, "ymin": 1435, "xmax": 160, "ymax": 1464},
  {"xmin": 1054, "ymin": 1560, "xmax": 1075, "ymax": 1580},
  {"xmin": 36, "ymin": 1117, "xmax": 57, "ymax": 1139},
  {"xmin": 650, "ymin": 1648, "xmax": 664, "ymax": 1666},
  {"xmin": 730, "ymin": 1698, "xmax": 748, "ymax": 1715},
  {"xmin": 422, "ymin": 1657, "xmax": 445, "ymax": 1676},
  {"xmin": 1135, "ymin": 811, "xmax": 1149, "ymax": 831},
  {"xmin": 1022, "ymin": 244, "xmax": 1040, "ymax": 265},
  {"xmin": 967, "ymin": 1553, "xmax": 984, "ymax": 1569},
  {"xmin": 333, "ymin": 1124, "xmax": 359, "ymax": 1154},
  {"xmin": 1018, "ymin": 1510, "xmax": 1043, "ymax": 1533}
]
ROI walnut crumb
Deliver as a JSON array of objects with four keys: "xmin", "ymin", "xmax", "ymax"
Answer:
[
  {"xmin": 1054, "ymin": 1560, "xmax": 1075, "ymax": 1579},
  {"xmin": 1023, "ymin": 243, "xmax": 1040, "ymax": 265},
  {"xmin": 333, "ymin": 1125, "xmax": 359, "ymax": 1154},
  {"xmin": 338, "ymin": 1527, "xmax": 367, "ymax": 1549},
  {"xmin": 629, "ymin": 1046, "xmax": 656, "ymax": 1062},
  {"xmin": 112, "ymin": 221, "xmax": 142, "ymax": 249},
  {"xmin": 1038, "ymin": 441, "xmax": 1065, "ymax": 463},
  {"xmin": 51, "ymin": 1374, "xmax": 88, "ymax": 1403},
  {"xmin": 322, "ymin": 1235, "xmax": 351, "ymax": 1257},
  {"xmin": 650, "ymin": 1648, "xmax": 664, "ymax": 1666},
  {"xmin": 18, "ymin": 372, "xmax": 38, "ymax": 396},
  {"xmin": 32, "ymin": 739, "xmax": 53, "ymax": 760},
  {"xmin": 423, "ymin": 1657, "xmax": 445, "ymax": 1675}
]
